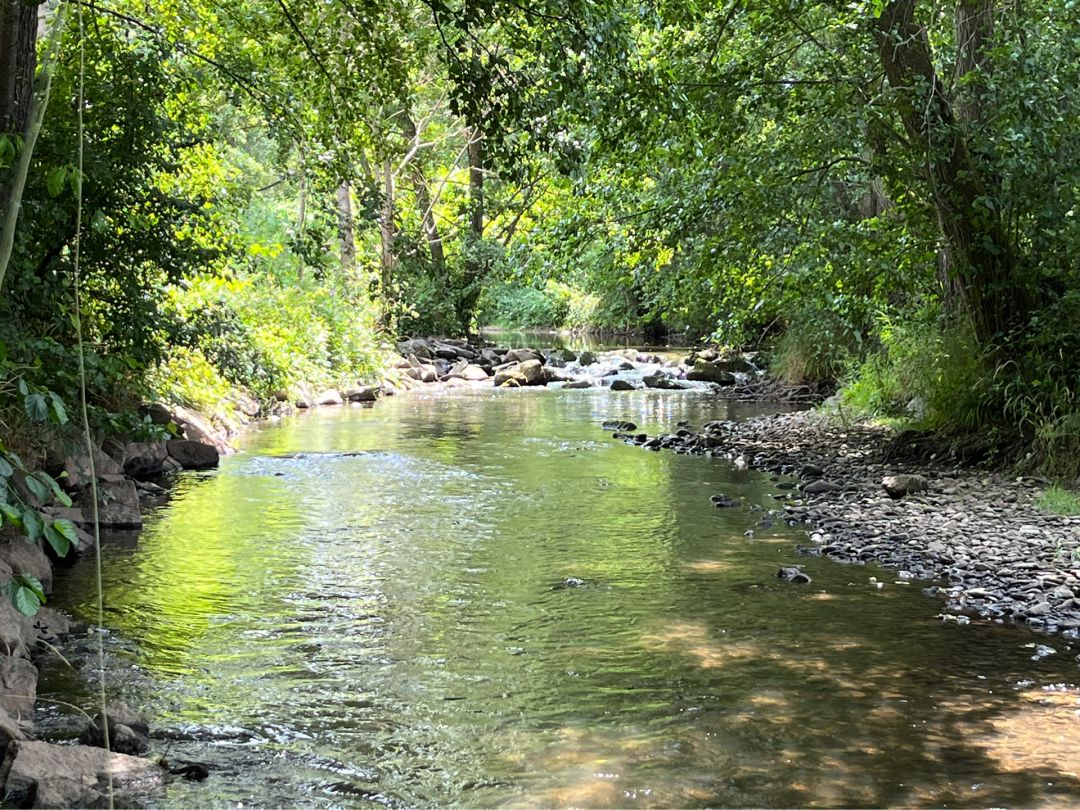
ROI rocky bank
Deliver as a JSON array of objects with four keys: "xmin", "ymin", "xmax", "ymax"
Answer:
[{"xmin": 611, "ymin": 409, "xmax": 1080, "ymax": 637}]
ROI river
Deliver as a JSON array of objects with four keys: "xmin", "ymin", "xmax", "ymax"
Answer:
[{"xmin": 37, "ymin": 350, "xmax": 1080, "ymax": 807}]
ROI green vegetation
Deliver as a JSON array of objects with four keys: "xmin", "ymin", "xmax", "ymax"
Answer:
[
  {"xmin": 1037, "ymin": 486, "xmax": 1080, "ymax": 518},
  {"xmin": 0, "ymin": 0, "xmax": 1079, "ymax": 475}
]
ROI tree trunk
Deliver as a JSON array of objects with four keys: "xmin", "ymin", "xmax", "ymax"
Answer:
[
  {"xmin": 457, "ymin": 126, "xmax": 485, "ymax": 330},
  {"xmin": 953, "ymin": 0, "xmax": 995, "ymax": 129},
  {"xmin": 874, "ymin": 0, "xmax": 1025, "ymax": 343},
  {"xmin": 399, "ymin": 114, "xmax": 446, "ymax": 279},
  {"xmin": 0, "ymin": 0, "xmax": 38, "ymax": 138},
  {"xmin": 336, "ymin": 180, "xmax": 357, "ymax": 278},
  {"xmin": 379, "ymin": 157, "xmax": 396, "ymax": 299}
]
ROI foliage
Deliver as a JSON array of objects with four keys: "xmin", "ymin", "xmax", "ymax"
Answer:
[{"xmin": 1037, "ymin": 486, "xmax": 1080, "ymax": 518}]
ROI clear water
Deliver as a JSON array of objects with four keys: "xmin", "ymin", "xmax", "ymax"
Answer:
[{"xmin": 40, "ymin": 385, "xmax": 1080, "ymax": 808}]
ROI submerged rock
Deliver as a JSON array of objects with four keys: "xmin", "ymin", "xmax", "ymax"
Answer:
[
  {"xmin": 777, "ymin": 566, "xmax": 812, "ymax": 584},
  {"xmin": 710, "ymin": 494, "xmax": 741, "ymax": 508}
]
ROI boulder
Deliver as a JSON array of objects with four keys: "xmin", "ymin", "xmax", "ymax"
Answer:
[
  {"xmin": 559, "ymin": 349, "xmax": 578, "ymax": 362},
  {"xmin": 121, "ymin": 442, "xmax": 169, "ymax": 480},
  {"xmin": 577, "ymin": 350, "xmax": 598, "ymax": 366},
  {"xmin": 457, "ymin": 364, "xmax": 491, "ymax": 382},
  {"xmin": 505, "ymin": 348, "xmax": 544, "ymax": 364},
  {"xmin": 609, "ymin": 379, "xmax": 637, "ymax": 391},
  {"xmin": 314, "ymin": 389, "xmax": 343, "ymax": 406},
  {"xmin": 713, "ymin": 356, "xmax": 756, "ymax": 374},
  {"xmin": 3, "ymin": 740, "xmax": 164, "ymax": 808},
  {"xmin": 563, "ymin": 380, "xmax": 592, "ymax": 389},
  {"xmin": 229, "ymin": 392, "xmax": 261, "ymax": 418},
  {"xmin": 643, "ymin": 373, "xmax": 687, "ymax": 390},
  {"xmin": 882, "ymin": 474, "xmax": 930, "ymax": 499},
  {"xmin": 139, "ymin": 402, "xmax": 174, "ymax": 426},
  {"xmin": 346, "ymin": 385, "xmax": 379, "ymax": 402},
  {"xmin": 64, "ymin": 446, "xmax": 124, "ymax": 491},
  {"xmin": 0, "ymin": 657, "xmax": 37, "ymax": 724},
  {"xmin": 79, "ymin": 702, "xmax": 150, "ymax": 756},
  {"xmin": 0, "ymin": 538, "xmax": 53, "ymax": 595},
  {"xmin": 167, "ymin": 440, "xmax": 220, "ymax": 471},
  {"xmin": 686, "ymin": 361, "xmax": 736, "ymax": 385},
  {"xmin": 397, "ymin": 338, "xmax": 434, "ymax": 360},
  {"xmin": 542, "ymin": 367, "xmax": 572, "ymax": 384},
  {"xmin": 494, "ymin": 360, "xmax": 546, "ymax": 387},
  {"xmin": 54, "ymin": 478, "xmax": 143, "ymax": 529},
  {"xmin": 172, "ymin": 406, "xmax": 227, "ymax": 452},
  {"xmin": 403, "ymin": 363, "xmax": 438, "ymax": 383}
]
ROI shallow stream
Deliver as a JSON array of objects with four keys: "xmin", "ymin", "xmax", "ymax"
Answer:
[{"xmin": 38, "ymin": 368, "xmax": 1080, "ymax": 807}]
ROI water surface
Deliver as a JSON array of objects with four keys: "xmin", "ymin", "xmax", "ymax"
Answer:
[{"xmin": 42, "ymin": 385, "xmax": 1080, "ymax": 807}]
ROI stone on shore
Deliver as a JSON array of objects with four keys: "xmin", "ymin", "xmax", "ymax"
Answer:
[
  {"xmin": 882, "ymin": 474, "xmax": 930, "ymax": 499},
  {"xmin": 800, "ymin": 479, "xmax": 844, "ymax": 494},
  {"xmin": 79, "ymin": 702, "xmax": 150, "ymax": 756},
  {"xmin": 3, "ymin": 740, "xmax": 163, "ymax": 808},
  {"xmin": 166, "ymin": 440, "xmax": 220, "ymax": 470},
  {"xmin": 121, "ymin": 442, "xmax": 170, "ymax": 480}
]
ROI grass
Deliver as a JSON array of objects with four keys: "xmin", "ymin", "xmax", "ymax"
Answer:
[{"xmin": 1036, "ymin": 485, "xmax": 1080, "ymax": 516}]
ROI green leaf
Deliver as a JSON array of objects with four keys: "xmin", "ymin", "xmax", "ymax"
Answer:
[
  {"xmin": 24, "ymin": 474, "xmax": 50, "ymax": 504},
  {"xmin": 13, "ymin": 573, "xmax": 45, "ymax": 602},
  {"xmin": 24, "ymin": 393, "xmax": 48, "ymax": 422},
  {"xmin": 46, "ymin": 166, "xmax": 67, "ymax": 197},
  {"xmin": 22, "ymin": 508, "xmax": 44, "ymax": 542},
  {"xmin": 44, "ymin": 523, "xmax": 71, "ymax": 558},
  {"xmin": 42, "ymin": 473, "xmax": 72, "ymax": 507},
  {"xmin": 50, "ymin": 518, "xmax": 79, "ymax": 548},
  {"xmin": 0, "ymin": 503, "xmax": 21, "ymax": 527},
  {"xmin": 0, "ymin": 457, "xmax": 12, "ymax": 477},
  {"xmin": 48, "ymin": 393, "xmax": 68, "ymax": 425},
  {"xmin": 7, "ymin": 576, "xmax": 45, "ymax": 616}
]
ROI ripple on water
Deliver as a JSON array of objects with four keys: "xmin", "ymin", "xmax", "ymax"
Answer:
[{"xmin": 40, "ymin": 388, "xmax": 1080, "ymax": 808}]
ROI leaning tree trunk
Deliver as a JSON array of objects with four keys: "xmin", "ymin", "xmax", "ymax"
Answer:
[
  {"xmin": 456, "ymin": 125, "xmax": 485, "ymax": 330},
  {"xmin": 335, "ymin": 180, "xmax": 357, "ymax": 279},
  {"xmin": 874, "ymin": 0, "xmax": 1027, "ymax": 344},
  {"xmin": 379, "ymin": 157, "xmax": 396, "ymax": 303},
  {"xmin": 399, "ymin": 114, "xmax": 446, "ymax": 279}
]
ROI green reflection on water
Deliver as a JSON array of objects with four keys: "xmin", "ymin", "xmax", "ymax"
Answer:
[{"xmin": 42, "ymin": 388, "xmax": 1080, "ymax": 809}]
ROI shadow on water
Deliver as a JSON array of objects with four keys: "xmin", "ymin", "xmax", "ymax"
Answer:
[{"xmin": 39, "ymin": 387, "xmax": 1080, "ymax": 808}]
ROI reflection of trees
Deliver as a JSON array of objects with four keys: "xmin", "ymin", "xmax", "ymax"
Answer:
[{"xmin": 45, "ymin": 392, "xmax": 1080, "ymax": 808}]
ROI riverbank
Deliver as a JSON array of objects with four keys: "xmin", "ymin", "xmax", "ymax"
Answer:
[{"xmin": 614, "ymin": 409, "xmax": 1080, "ymax": 637}]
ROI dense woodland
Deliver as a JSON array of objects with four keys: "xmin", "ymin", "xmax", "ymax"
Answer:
[{"xmin": 2, "ymin": 0, "xmax": 1080, "ymax": 475}]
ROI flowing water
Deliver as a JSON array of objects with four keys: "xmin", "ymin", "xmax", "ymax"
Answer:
[{"xmin": 39, "ymin": 377, "xmax": 1080, "ymax": 808}]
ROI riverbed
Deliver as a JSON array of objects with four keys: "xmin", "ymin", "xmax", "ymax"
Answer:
[{"xmin": 38, "ymin": 382, "xmax": 1080, "ymax": 807}]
